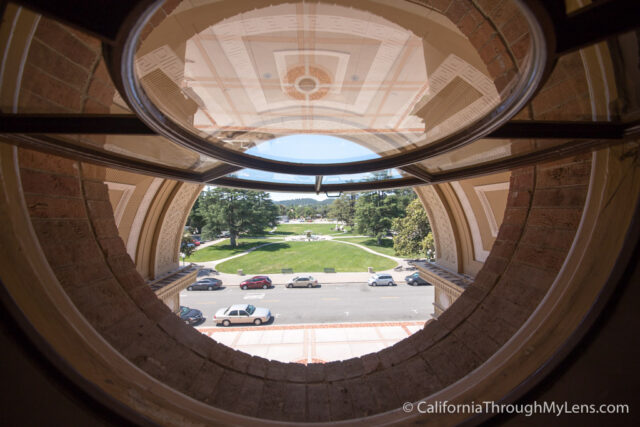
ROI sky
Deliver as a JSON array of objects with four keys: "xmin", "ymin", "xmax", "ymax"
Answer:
[
  {"xmin": 203, "ymin": 186, "xmax": 327, "ymax": 202},
  {"xmin": 245, "ymin": 134, "xmax": 379, "ymax": 163},
  {"xmin": 205, "ymin": 134, "xmax": 395, "ymax": 201},
  {"xmin": 268, "ymin": 191, "xmax": 327, "ymax": 202}
]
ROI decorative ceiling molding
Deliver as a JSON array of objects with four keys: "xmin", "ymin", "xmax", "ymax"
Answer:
[
  {"xmin": 450, "ymin": 181, "xmax": 490, "ymax": 263},
  {"xmin": 474, "ymin": 182, "xmax": 510, "ymax": 238},
  {"xmin": 126, "ymin": 177, "xmax": 163, "ymax": 259},
  {"xmin": 105, "ymin": 181, "xmax": 135, "ymax": 227}
]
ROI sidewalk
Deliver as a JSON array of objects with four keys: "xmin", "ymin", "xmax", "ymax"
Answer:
[{"xmin": 197, "ymin": 320, "xmax": 428, "ymax": 363}]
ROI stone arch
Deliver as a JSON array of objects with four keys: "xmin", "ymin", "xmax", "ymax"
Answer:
[
  {"xmin": 415, "ymin": 184, "xmax": 460, "ymax": 272},
  {"xmin": 3, "ymin": 142, "xmax": 638, "ymax": 425},
  {"xmin": 152, "ymin": 181, "xmax": 201, "ymax": 279}
]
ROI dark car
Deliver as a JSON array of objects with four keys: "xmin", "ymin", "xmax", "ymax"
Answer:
[
  {"xmin": 240, "ymin": 276, "xmax": 272, "ymax": 290},
  {"xmin": 405, "ymin": 272, "xmax": 430, "ymax": 286},
  {"xmin": 179, "ymin": 306, "xmax": 204, "ymax": 325},
  {"xmin": 187, "ymin": 278, "xmax": 222, "ymax": 290}
]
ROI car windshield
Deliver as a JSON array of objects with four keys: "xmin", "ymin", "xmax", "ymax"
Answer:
[{"xmin": 246, "ymin": 305, "xmax": 256, "ymax": 315}]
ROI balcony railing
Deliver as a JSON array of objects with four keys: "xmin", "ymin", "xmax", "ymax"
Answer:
[
  {"xmin": 412, "ymin": 261, "xmax": 473, "ymax": 318},
  {"xmin": 148, "ymin": 264, "xmax": 200, "ymax": 312}
]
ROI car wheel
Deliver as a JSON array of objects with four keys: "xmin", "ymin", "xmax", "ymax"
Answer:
[
  {"xmin": 241, "ymin": 285, "xmax": 247, "ymax": 290},
  {"xmin": 287, "ymin": 284, "xmax": 292, "ymax": 288},
  {"xmin": 254, "ymin": 318, "xmax": 262, "ymax": 326},
  {"xmin": 187, "ymin": 286, "xmax": 193, "ymax": 291},
  {"xmin": 307, "ymin": 283, "xmax": 313, "ymax": 288},
  {"xmin": 391, "ymin": 282, "xmax": 396, "ymax": 286},
  {"xmin": 208, "ymin": 286, "xmax": 213, "ymax": 290},
  {"xmin": 222, "ymin": 320, "xmax": 230, "ymax": 327},
  {"xmin": 262, "ymin": 284, "xmax": 267, "ymax": 289},
  {"xmin": 371, "ymin": 282, "xmax": 377, "ymax": 286}
]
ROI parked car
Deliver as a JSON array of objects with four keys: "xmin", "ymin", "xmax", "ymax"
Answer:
[
  {"xmin": 368, "ymin": 273, "xmax": 396, "ymax": 286},
  {"xmin": 193, "ymin": 240, "xmax": 200, "ymax": 246},
  {"xmin": 287, "ymin": 276, "xmax": 318, "ymax": 288},
  {"xmin": 187, "ymin": 278, "xmax": 222, "ymax": 290},
  {"xmin": 240, "ymin": 276, "xmax": 272, "ymax": 290},
  {"xmin": 405, "ymin": 272, "xmax": 430, "ymax": 286},
  {"xmin": 179, "ymin": 306, "xmax": 204, "ymax": 325},
  {"xmin": 214, "ymin": 304, "xmax": 271, "ymax": 326}
]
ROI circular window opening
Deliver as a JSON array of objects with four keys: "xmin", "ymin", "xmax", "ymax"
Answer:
[
  {"xmin": 182, "ymin": 188, "xmax": 437, "ymax": 363},
  {"xmin": 122, "ymin": 0, "xmax": 547, "ymax": 173}
]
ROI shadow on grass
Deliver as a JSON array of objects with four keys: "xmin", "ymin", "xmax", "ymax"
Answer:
[
  {"xmin": 268, "ymin": 230, "xmax": 295, "ymax": 235},
  {"xmin": 360, "ymin": 238, "xmax": 394, "ymax": 249},
  {"xmin": 252, "ymin": 242, "xmax": 291, "ymax": 252}
]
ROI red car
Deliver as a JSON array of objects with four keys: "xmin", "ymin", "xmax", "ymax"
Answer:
[{"xmin": 240, "ymin": 276, "xmax": 272, "ymax": 290}]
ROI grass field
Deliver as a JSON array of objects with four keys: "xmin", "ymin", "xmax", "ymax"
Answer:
[
  {"xmin": 216, "ymin": 240, "xmax": 397, "ymax": 273},
  {"xmin": 333, "ymin": 237, "xmax": 420, "ymax": 258},
  {"xmin": 333, "ymin": 236, "xmax": 397, "ymax": 257},
  {"xmin": 270, "ymin": 223, "xmax": 339, "ymax": 235},
  {"xmin": 185, "ymin": 238, "xmax": 282, "ymax": 262}
]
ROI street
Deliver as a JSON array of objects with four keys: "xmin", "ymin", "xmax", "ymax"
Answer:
[{"xmin": 179, "ymin": 281, "xmax": 434, "ymax": 326}]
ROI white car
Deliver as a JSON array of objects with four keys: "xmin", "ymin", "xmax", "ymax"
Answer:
[
  {"xmin": 287, "ymin": 275, "xmax": 318, "ymax": 288},
  {"xmin": 368, "ymin": 273, "xmax": 396, "ymax": 286},
  {"xmin": 214, "ymin": 304, "xmax": 271, "ymax": 326}
]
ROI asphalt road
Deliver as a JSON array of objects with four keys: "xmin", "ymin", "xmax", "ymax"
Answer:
[{"xmin": 179, "ymin": 281, "xmax": 434, "ymax": 327}]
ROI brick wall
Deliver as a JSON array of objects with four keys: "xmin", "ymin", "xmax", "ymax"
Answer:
[{"xmin": 15, "ymin": 149, "xmax": 593, "ymax": 423}]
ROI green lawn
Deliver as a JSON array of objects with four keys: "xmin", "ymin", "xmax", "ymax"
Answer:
[
  {"xmin": 333, "ymin": 236, "xmax": 418, "ymax": 258},
  {"xmin": 270, "ymin": 223, "xmax": 339, "ymax": 235},
  {"xmin": 185, "ymin": 238, "xmax": 280, "ymax": 262},
  {"xmin": 216, "ymin": 240, "xmax": 397, "ymax": 274}
]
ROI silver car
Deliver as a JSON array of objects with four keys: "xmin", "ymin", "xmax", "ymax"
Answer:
[
  {"xmin": 368, "ymin": 273, "xmax": 396, "ymax": 286},
  {"xmin": 214, "ymin": 304, "xmax": 271, "ymax": 326},
  {"xmin": 287, "ymin": 275, "xmax": 318, "ymax": 288}
]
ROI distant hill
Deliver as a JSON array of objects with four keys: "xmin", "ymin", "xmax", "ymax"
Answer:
[{"xmin": 275, "ymin": 198, "xmax": 333, "ymax": 207}]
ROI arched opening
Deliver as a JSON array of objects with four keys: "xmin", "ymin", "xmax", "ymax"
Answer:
[{"xmin": 1, "ymin": 0, "xmax": 639, "ymax": 425}]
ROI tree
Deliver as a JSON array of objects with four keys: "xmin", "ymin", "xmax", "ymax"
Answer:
[
  {"xmin": 354, "ymin": 189, "xmax": 416, "ymax": 244},
  {"xmin": 196, "ymin": 188, "xmax": 278, "ymax": 247},
  {"xmin": 185, "ymin": 196, "xmax": 205, "ymax": 233},
  {"xmin": 392, "ymin": 198, "xmax": 432, "ymax": 256},
  {"xmin": 180, "ymin": 231, "xmax": 196, "ymax": 259},
  {"xmin": 355, "ymin": 192, "xmax": 396, "ymax": 244},
  {"xmin": 422, "ymin": 232, "xmax": 435, "ymax": 260},
  {"xmin": 329, "ymin": 193, "xmax": 356, "ymax": 229}
]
